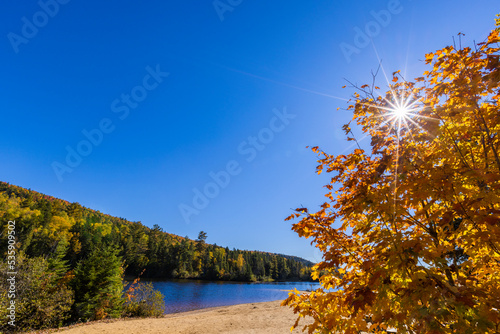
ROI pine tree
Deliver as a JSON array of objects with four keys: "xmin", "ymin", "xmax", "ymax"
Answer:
[
  {"xmin": 48, "ymin": 238, "xmax": 70, "ymax": 278},
  {"xmin": 71, "ymin": 246, "xmax": 124, "ymax": 321}
]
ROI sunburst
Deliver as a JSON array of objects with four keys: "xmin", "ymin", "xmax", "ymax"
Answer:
[
  {"xmin": 376, "ymin": 91, "xmax": 422, "ymax": 136},
  {"xmin": 369, "ymin": 90, "xmax": 426, "ymax": 221}
]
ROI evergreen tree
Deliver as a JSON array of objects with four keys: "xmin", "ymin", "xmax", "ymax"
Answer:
[
  {"xmin": 71, "ymin": 246, "xmax": 124, "ymax": 321},
  {"xmin": 195, "ymin": 231, "xmax": 207, "ymax": 253},
  {"xmin": 48, "ymin": 238, "xmax": 70, "ymax": 278}
]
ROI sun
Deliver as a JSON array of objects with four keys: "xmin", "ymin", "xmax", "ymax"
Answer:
[
  {"xmin": 387, "ymin": 94, "xmax": 417, "ymax": 120},
  {"xmin": 377, "ymin": 92, "xmax": 421, "ymax": 135},
  {"xmin": 393, "ymin": 105, "xmax": 410, "ymax": 119}
]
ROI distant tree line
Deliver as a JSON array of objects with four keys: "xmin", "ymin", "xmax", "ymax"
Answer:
[
  {"xmin": 0, "ymin": 182, "xmax": 313, "ymax": 282},
  {"xmin": 0, "ymin": 181, "xmax": 314, "ymax": 331}
]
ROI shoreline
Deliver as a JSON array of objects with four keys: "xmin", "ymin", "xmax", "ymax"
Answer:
[{"xmin": 25, "ymin": 300, "xmax": 311, "ymax": 334}]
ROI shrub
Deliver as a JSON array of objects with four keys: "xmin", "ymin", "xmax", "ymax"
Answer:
[
  {"xmin": 0, "ymin": 254, "xmax": 73, "ymax": 332},
  {"xmin": 123, "ymin": 281, "xmax": 165, "ymax": 318}
]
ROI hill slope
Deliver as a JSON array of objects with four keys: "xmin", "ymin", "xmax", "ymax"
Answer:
[{"xmin": 0, "ymin": 181, "xmax": 313, "ymax": 281}]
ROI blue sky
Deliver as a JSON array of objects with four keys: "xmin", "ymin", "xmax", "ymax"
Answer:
[{"xmin": 1, "ymin": 0, "xmax": 498, "ymax": 262}]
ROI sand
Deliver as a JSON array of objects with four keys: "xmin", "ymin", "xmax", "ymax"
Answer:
[{"xmin": 28, "ymin": 301, "xmax": 312, "ymax": 334}]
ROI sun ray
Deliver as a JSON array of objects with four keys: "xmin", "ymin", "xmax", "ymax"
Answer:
[
  {"xmin": 214, "ymin": 63, "xmax": 350, "ymax": 102},
  {"xmin": 365, "ymin": 86, "xmax": 423, "ymax": 221}
]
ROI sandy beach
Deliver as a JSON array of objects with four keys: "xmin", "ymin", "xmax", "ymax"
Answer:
[{"xmin": 27, "ymin": 301, "xmax": 311, "ymax": 334}]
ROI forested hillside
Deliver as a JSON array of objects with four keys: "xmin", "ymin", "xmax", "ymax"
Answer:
[{"xmin": 0, "ymin": 181, "xmax": 313, "ymax": 282}]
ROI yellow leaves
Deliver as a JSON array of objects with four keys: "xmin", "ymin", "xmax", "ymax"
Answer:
[
  {"xmin": 285, "ymin": 28, "xmax": 500, "ymax": 334},
  {"xmin": 236, "ymin": 254, "xmax": 245, "ymax": 271},
  {"xmin": 0, "ymin": 193, "xmax": 41, "ymax": 223},
  {"xmin": 486, "ymin": 29, "xmax": 500, "ymax": 44},
  {"xmin": 50, "ymin": 216, "xmax": 72, "ymax": 232},
  {"xmin": 41, "ymin": 214, "xmax": 76, "ymax": 243},
  {"xmin": 425, "ymin": 52, "xmax": 435, "ymax": 64}
]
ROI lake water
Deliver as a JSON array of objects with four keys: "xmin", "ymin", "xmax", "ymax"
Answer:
[{"xmin": 150, "ymin": 280, "xmax": 320, "ymax": 314}]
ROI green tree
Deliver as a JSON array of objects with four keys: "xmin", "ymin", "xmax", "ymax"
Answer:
[
  {"xmin": 196, "ymin": 231, "xmax": 207, "ymax": 252},
  {"xmin": 71, "ymin": 246, "xmax": 124, "ymax": 321},
  {"xmin": 48, "ymin": 238, "xmax": 70, "ymax": 278}
]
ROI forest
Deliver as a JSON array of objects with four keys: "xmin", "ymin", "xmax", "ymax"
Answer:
[
  {"xmin": 0, "ymin": 181, "xmax": 313, "ymax": 281},
  {"xmin": 0, "ymin": 181, "xmax": 313, "ymax": 330}
]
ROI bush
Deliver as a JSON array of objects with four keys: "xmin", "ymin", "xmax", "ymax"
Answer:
[
  {"xmin": 0, "ymin": 255, "xmax": 74, "ymax": 332},
  {"xmin": 123, "ymin": 282, "xmax": 165, "ymax": 318}
]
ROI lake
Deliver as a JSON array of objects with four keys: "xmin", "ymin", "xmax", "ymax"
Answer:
[{"xmin": 149, "ymin": 280, "xmax": 320, "ymax": 314}]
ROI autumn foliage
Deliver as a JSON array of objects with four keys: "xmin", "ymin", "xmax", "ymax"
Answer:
[{"xmin": 284, "ymin": 29, "xmax": 500, "ymax": 333}]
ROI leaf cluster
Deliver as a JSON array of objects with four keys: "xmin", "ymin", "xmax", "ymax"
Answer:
[{"xmin": 284, "ymin": 30, "xmax": 500, "ymax": 334}]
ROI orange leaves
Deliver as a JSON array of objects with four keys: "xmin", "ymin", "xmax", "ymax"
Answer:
[
  {"xmin": 486, "ymin": 29, "xmax": 500, "ymax": 45},
  {"xmin": 285, "ymin": 28, "xmax": 500, "ymax": 334},
  {"xmin": 481, "ymin": 212, "xmax": 500, "ymax": 226},
  {"xmin": 123, "ymin": 269, "xmax": 146, "ymax": 302},
  {"xmin": 392, "ymin": 70, "xmax": 401, "ymax": 82},
  {"xmin": 342, "ymin": 122, "xmax": 352, "ymax": 135},
  {"xmin": 345, "ymin": 286, "xmax": 376, "ymax": 315}
]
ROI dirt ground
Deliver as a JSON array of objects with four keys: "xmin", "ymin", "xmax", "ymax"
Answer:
[{"xmin": 29, "ymin": 301, "xmax": 312, "ymax": 334}]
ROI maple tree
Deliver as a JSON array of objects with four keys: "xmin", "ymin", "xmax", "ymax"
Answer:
[{"xmin": 284, "ymin": 28, "xmax": 500, "ymax": 333}]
